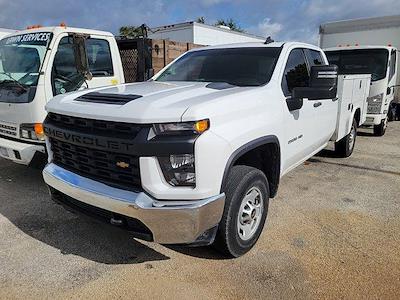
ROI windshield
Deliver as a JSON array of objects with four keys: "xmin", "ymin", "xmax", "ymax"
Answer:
[
  {"xmin": 156, "ymin": 47, "xmax": 282, "ymax": 86},
  {"xmin": 0, "ymin": 32, "xmax": 52, "ymax": 103},
  {"xmin": 325, "ymin": 49, "xmax": 389, "ymax": 82}
]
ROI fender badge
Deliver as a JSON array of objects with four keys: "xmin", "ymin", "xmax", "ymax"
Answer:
[{"xmin": 116, "ymin": 161, "xmax": 130, "ymax": 168}]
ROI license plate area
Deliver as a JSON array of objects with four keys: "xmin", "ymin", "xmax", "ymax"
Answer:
[{"xmin": 0, "ymin": 146, "xmax": 9, "ymax": 157}]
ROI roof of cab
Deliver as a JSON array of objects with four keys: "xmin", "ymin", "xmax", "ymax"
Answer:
[
  {"xmin": 324, "ymin": 45, "xmax": 396, "ymax": 52},
  {"xmin": 10, "ymin": 26, "xmax": 114, "ymax": 37}
]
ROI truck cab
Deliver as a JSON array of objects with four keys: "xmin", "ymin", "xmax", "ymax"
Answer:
[
  {"xmin": 324, "ymin": 46, "xmax": 397, "ymax": 136},
  {"xmin": 0, "ymin": 26, "xmax": 125, "ymax": 165}
]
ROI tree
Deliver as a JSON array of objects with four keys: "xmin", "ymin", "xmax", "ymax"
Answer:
[
  {"xmin": 196, "ymin": 17, "xmax": 205, "ymax": 24},
  {"xmin": 214, "ymin": 18, "xmax": 244, "ymax": 33},
  {"xmin": 119, "ymin": 26, "xmax": 145, "ymax": 38}
]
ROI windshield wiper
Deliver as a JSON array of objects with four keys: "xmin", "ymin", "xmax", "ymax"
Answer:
[{"xmin": 0, "ymin": 72, "xmax": 29, "ymax": 92}]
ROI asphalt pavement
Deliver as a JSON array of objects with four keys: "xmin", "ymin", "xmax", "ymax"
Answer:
[{"xmin": 0, "ymin": 123, "xmax": 399, "ymax": 299}]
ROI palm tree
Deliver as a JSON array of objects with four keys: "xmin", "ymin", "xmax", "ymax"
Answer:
[
  {"xmin": 196, "ymin": 17, "xmax": 205, "ymax": 24},
  {"xmin": 119, "ymin": 26, "xmax": 145, "ymax": 38},
  {"xmin": 214, "ymin": 18, "xmax": 244, "ymax": 32}
]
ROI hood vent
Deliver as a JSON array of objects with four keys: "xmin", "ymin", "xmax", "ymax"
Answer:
[
  {"xmin": 206, "ymin": 82, "xmax": 236, "ymax": 90},
  {"xmin": 75, "ymin": 92, "xmax": 142, "ymax": 105}
]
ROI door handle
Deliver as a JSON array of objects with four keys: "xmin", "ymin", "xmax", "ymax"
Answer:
[{"xmin": 313, "ymin": 102, "xmax": 322, "ymax": 108}]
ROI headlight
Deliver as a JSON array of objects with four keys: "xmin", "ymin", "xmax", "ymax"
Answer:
[
  {"xmin": 367, "ymin": 93, "xmax": 384, "ymax": 114},
  {"xmin": 154, "ymin": 120, "xmax": 208, "ymax": 187},
  {"xmin": 20, "ymin": 123, "xmax": 45, "ymax": 141},
  {"xmin": 158, "ymin": 154, "xmax": 195, "ymax": 187},
  {"xmin": 153, "ymin": 120, "xmax": 209, "ymax": 136}
]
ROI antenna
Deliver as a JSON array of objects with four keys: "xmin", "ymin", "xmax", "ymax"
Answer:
[{"xmin": 264, "ymin": 36, "xmax": 274, "ymax": 44}]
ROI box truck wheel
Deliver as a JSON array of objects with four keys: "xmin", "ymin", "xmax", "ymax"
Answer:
[
  {"xmin": 388, "ymin": 106, "xmax": 395, "ymax": 122},
  {"xmin": 335, "ymin": 118, "xmax": 357, "ymax": 157},
  {"xmin": 373, "ymin": 117, "xmax": 387, "ymax": 136},
  {"xmin": 213, "ymin": 165, "xmax": 269, "ymax": 258}
]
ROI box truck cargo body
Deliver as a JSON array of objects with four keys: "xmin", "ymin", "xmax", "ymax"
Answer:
[{"xmin": 320, "ymin": 15, "xmax": 400, "ymax": 133}]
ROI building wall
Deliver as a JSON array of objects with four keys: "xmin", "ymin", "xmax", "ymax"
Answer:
[
  {"xmin": 149, "ymin": 27, "xmax": 194, "ymax": 43},
  {"xmin": 149, "ymin": 23, "xmax": 264, "ymax": 46},
  {"xmin": 193, "ymin": 23, "xmax": 264, "ymax": 45}
]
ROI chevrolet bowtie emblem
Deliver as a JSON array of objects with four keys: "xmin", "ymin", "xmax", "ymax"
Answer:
[{"xmin": 116, "ymin": 161, "xmax": 130, "ymax": 168}]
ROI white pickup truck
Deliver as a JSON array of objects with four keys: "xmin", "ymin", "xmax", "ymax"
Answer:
[{"xmin": 42, "ymin": 42, "xmax": 369, "ymax": 257}]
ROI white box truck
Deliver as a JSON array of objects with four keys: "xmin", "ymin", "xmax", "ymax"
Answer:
[
  {"xmin": 320, "ymin": 15, "xmax": 400, "ymax": 135},
  {"xmin": 0, "ymin": 25, "xmax": 128, "ymax": 166}
]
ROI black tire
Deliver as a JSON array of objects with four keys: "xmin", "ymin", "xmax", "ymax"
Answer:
[
  {"xmin": 373, "ymin": 117, "xmax": 387, "ymax": 136},
  {"xmin": 213, "ymin": 165, "xmax": 269, "ymax": 257},
  {"xmin": 388, "ymin": 107, "xmax": 395, "ymax": 122},
  {"xmin": 335, "ymin": 118, "xmax": 357, "ymax": 158}
]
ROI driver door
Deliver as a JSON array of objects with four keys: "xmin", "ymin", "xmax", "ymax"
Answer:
[
  {"xmin": 281, "ymin": 48, "xmax": 318, "ymax": 172},
  {"xmin": 50, "ymin": 36, "xmax": 86, "ymax": 96},
  {"xmin": 50, "ymin": 35, "xmax": 116, "ymax": 97}
]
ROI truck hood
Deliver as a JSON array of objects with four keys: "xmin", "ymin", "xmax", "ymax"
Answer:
[{"xmin": 46, "ymin": 81, "xmax": 252, "ymax": 123}]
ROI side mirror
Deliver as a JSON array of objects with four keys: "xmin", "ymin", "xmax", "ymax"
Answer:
[
  {"xmin": 286, "ymin": 96, "xmax": 303, "ymax": 111},
  {"xmin": 293, "ymin": 65, "xmax": 338, "ymax": 100},
  {"xmin": 72, "ymin": 34, "xmax": 93, "ymax": 81}
]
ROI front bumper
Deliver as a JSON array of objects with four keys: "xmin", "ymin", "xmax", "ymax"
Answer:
[
  {"xmin": 0, "ymin": 136, "xmax": 45, "ymax": 165},
  {"xmin": 42, "ymin": 163, "xmax": 225, "ymax": 244},
  {"xmin": 364, "ymin": 114, "xmax": 385, "ymax": 126}
]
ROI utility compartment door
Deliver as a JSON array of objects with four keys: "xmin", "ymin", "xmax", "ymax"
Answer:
[
  {"xmin": 351, "ymin": 75, "xmax": 371, "ymax": 125},
  {"xmin": 331, "ymin": 75, "xmax": 353, "ymax": 141}
]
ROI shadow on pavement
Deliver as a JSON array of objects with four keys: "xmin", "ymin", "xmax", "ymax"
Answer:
[
  {"xmin": 314, "ymin": 149, "xmax": 341, "ymax": 158},
  {"xmin": 308, "ymin": 157, "xmax": 400, "ymax": 176},
  {"xmin": 165, "ymin": 245, "xmax": 228, "ymax": 260},
  {"xmin": 0, "ymin": 160, "xmax": 169, "ymax": 264},
  {"xmin": 357, "ymin": 131, "xmax": 376, "ymax": 137}
]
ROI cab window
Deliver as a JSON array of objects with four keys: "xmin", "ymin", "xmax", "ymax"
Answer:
[
  {"xmin": 389, "ymin": 50, "xmax": 396, "ymax": 82},
  {"xmin": 51, "ymin": 37, "xmax": 114, "ymax": 95},
  {"xmin": 51, "ymin": 36, "xmax": 83, "ymax": 96},
  {"xmin": 86, "ymin": 39, "xmax": 114, "ymax": 76},
  {"xmin": 281, "ymin": 49, "xmax": 310, "ymax": 97},
  {"xmin": 305, "ymin": 49, "xmax": 325, "ymax": 66}
]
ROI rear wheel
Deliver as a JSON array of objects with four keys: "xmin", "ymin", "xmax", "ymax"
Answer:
[
  {"xmin": 335, "ymin": 118, "xmax": 357, "ymax": 157},
  {"xmin": 213, "ymin": 165, "xmax": 269, "ymax": 257},
  {"xmin": 373, "ymin": 117, "xmax": 387, "ymax": 136}
]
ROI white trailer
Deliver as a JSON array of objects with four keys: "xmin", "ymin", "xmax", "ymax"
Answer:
[{"xmin": 320, "ymin": 15, "xmax": 400, "ymax": 135}]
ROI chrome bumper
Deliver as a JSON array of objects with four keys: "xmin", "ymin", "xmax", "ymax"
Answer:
[{"xmin": 42, "ymin": 163, "xmax": 225, "ymax": 244}]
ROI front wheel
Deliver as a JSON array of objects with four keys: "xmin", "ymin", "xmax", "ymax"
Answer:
[
  {"xmin": 213, "ymin": 165, "xmax": 269, "ymax": 257},
  {"xmin": 373, "ymin": 117, "xmax": 387, "ymax": 136},
  {"xmin": 335, "ymin": 118, "xmax": 357, "ymax": 157}
]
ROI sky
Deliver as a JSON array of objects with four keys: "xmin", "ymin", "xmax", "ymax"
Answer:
[{"xmin": 0, "ymin": 0, "xmax": 399, "ymax": 44}]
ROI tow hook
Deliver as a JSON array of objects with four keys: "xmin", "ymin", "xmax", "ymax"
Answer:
[{"xmin": 110, "ymin": 217, "xmax": 124, "ymax": 226}]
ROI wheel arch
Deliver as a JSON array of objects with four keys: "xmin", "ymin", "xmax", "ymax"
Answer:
[
  {"xmin": 353, "ymin": 107, "xmax": 362, "ymax": 127},
  {"xmin": 220, "ymin": 136, "xmax": 281, "ymax": 198}
]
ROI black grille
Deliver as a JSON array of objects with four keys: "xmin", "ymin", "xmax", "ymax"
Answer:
[
  {"xmin": 47, "ymin": 113, "xmax": 145, "ymax": 192},
  {"xmin": 47, "ymin": 113, "xmax": 143, "ymax": 138}
]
